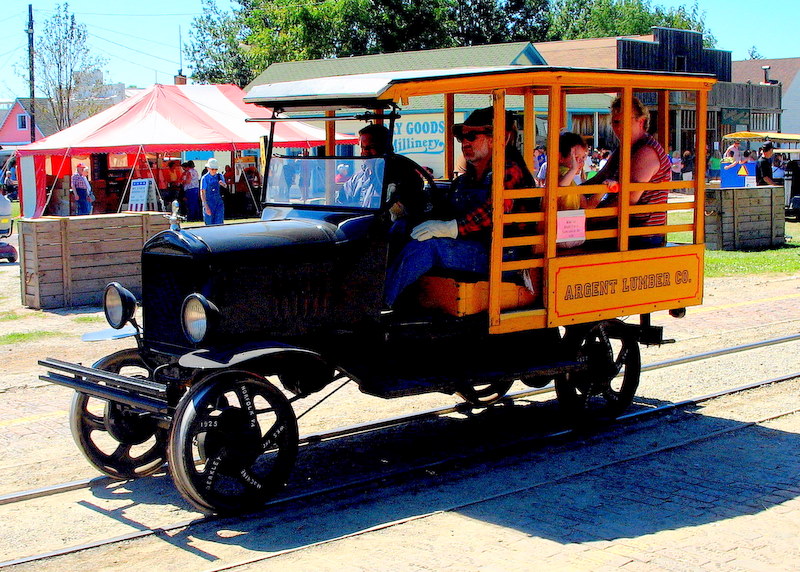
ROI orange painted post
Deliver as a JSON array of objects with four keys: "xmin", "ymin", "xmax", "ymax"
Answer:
[
  {"xmin": 658, "ymin": 90, "xmax": 670, "ymax": 154},
  {"xmin": 618, "ymin": 87, "xmax": 633, "ymax": 252},
  {"xmin": 488, "ymin": 90, "xmax": 507, "ymax": 326},
  {"xmin": 694, "ymin": 90, "xmax": 708, "ymax": 244},
  {"xmin": 524, "ymin": 90, "xmax": 535, "ymax": 172},
  {"xmin": 444, "ymin": 93, "xmax": 455, "ymax": 179},
  {"xmin": 545, "ymin": 85, "xmax": 562, "ymax": 261}
]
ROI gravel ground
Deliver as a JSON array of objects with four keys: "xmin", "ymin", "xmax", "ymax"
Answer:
[{"xmin": 1, "ymin": 232, "xmax": 800, "ymax": 569}]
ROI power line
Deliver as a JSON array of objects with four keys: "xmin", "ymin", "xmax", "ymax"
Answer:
[
  {"xmin": 85, "ymin": 22, "xmax": 180, "ymax": 50},
  {"xmin": 88, "ymin": 32, "xmax": 179, "ymax": 65}
]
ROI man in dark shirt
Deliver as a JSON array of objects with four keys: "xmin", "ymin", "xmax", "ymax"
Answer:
[{"xmin": 756, "ymin": 142, "xmax": 776, "ymax": 186}]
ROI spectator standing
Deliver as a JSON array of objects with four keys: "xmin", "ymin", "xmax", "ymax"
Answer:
[
  {"xmin": 200, "ymin": 158, "xmax": 227, "ymax": 225},
  {"xmin": 181, "ymin": 161, "xmax": 201, "ymax": 221},
  {"xmin": 756, "ymin": 142, "xmax": 776, "ymax": 186},
  {"xmin": 681, "ymin": 150, "xmax": 695, "ymax": 181},
  {"xmin": 71, "ymin": 163, "xmax": 93, "ymax": 215}
]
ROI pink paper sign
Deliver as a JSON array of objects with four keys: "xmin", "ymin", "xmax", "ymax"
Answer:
[{"xmin": 557, "ymin": 209, "xmax": 586, "ymax": 243}]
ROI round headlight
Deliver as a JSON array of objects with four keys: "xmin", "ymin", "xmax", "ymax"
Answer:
[
  {"xmin": 181, "ymin": 294, "xmax": 218, "ymax": 344},
  {"xmin": 104, "ymin": 282, "xmax": 137, "ymax": 329}
]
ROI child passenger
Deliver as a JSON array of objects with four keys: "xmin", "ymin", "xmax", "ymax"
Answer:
[{"xmin": 556, "ymin": 132, "xmax": 603, "ymax": 248}]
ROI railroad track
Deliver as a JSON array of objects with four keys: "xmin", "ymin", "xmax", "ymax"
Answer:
[{"xmin": 1, "ymin": 334, "xmax": 800, "ymax": 568}]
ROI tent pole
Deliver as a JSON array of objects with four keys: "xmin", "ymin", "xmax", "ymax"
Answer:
[
  {"xmin": 119, "ymin": 146, "xmax": 145, "ymax": 213},
  {"xmin": 43, "ymin": 150, "xmax": 71, "ymax": 215}
]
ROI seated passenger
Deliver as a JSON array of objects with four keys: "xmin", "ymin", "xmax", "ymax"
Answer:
[
  {"xmin": 585, "ymin": 95, "xmax": 671, "ymax": 249},
  {"xmin": 383, "ymin": 107, "xmax": 533, "ymax": 308},
  {"xmin": 339, "ymin": 124, "xmax": 425, "ymax": 214},
  {"xmin": 555, "ymin": 132, "xmax": 604, "ymax": 249}
]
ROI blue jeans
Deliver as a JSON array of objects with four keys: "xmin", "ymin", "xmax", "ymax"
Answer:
[
  {"xmin": 203, "ymin": 198, "xmax": 225, "ymax": 225},
  {"xmin": 384, "ymin": 237, "xmax": 488, "ymax": 307}
]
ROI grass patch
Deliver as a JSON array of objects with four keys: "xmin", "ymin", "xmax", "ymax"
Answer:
[
  {"xmin": 0, "ymin": 311, "xmax": 22, "ymax": 321},
  {"xmin": 73, "ymin": 315, "xmax": 105, "ymax": 324},
  {"xmin": 0, "ymin": 330, "xmax": 63, "ymax": 345},
  {"xmin": 667, "ymin": 208, "xmax": 800, "ymax": 277}
]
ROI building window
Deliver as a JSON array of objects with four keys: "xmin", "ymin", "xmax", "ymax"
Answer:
[
  {"xmin": 675, "ymin": 56, "xmax": 686, "ymax": 72},
  {"xmin": 751, "ymin": 112, "xmax": 778, "ymax": 131},
  {"xmin": 17, "ymin": 114, "xmax": 28, "ymax": 130}
]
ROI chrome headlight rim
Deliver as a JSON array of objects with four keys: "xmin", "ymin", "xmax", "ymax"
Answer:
[
  {"xmin": 181, "ymin": 293, "xmax": 218, "ymax": 345},
  {"xmin": 103, "ymin": 282, "xmax": 137, "ymax": 330}
]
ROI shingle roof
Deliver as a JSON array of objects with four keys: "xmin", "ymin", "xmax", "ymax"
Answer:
[
  {"xmin": 246, "ymin": 42, "xmax": 545, "ymax": 90},
  {"xmin": 732, "ymin": 58, "xmax": 800, "ymax": 90},
  {"xmin": 15, "ymin": 98, "xmax": 59, "ymax": 137}
]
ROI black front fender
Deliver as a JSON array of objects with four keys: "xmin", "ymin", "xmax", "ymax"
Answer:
[{"xmin": 178, "ymin": 342, "xmax": 336, "ymax": 396}]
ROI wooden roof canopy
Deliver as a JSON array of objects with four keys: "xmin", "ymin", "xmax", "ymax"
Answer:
[{"xmin": 244, "ymin": 65, "xmax": 717, "ymax": 111}]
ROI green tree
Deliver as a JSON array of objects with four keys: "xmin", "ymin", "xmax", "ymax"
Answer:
[
  {"xmin": 746, "ymin": 46, "xmax": 764, "ymax": 60},
  {"xmin": 34, "ymin": 3, "xmax": 108, "ymax": 130},
  {"xmin": 548, "ymin": 0, "xmax": 715, "ymax": 47},
  {"xmin": 186, "ymin": 0, "xmax": 254, "ymax": 86}
]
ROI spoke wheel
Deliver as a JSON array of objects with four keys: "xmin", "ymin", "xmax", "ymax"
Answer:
[
  {"xmin": 555, "ymin": 320, "xmax": 640, "ymax": 423},
  {"xmin": 167, "ymin": 370, "xmax": 298, "ymax": 515},
  {"xmin": 70, "ymin": 349, "xmax": 167, "ymax": 479},
  {"xmin": 457, "ymin": 379, "xmax": 514, "ymax": 406}
]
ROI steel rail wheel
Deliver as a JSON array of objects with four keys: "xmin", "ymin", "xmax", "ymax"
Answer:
[
  {"xmin": 555, "ymin": 320, "xmax": 641, "ymax": 422},
  {"xmin": 70, "ymin": 349, "xmax": 167, "ymax": 479},
  {"xmin": 167, "ymin": 370, "xmax": 298, "ymax": 515}
]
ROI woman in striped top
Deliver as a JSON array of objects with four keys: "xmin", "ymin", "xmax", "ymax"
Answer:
[{"xmin": 587, "ymin": 95, "xmax": 672, "ymax": 248}]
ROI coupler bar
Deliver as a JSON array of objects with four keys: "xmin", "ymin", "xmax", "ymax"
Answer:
[
  {"xmin": 39, "ymin": 357, "xmax": 167, "ymax": 398},
  {"xmin": 38, "ymin": 358, "xmax": 169, "ymax": 416}
]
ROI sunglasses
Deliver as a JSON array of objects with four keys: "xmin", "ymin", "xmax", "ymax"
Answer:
[{"xmin": 455, "ymin": 129, "xmax": 491, "ymax": 142}]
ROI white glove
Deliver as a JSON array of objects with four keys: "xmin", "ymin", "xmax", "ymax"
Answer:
[{"xmin": 411, "ymin": 219, "xmax": 459, "ymax": 241}]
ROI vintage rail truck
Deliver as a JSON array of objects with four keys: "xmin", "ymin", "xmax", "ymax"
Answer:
[{"xmin": 40, "ymin": 66, "xmax": 714, "ymax": 514}]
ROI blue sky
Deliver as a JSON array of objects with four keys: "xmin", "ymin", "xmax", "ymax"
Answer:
[{"xmin": 0, "ymin": 0, "xmax": 795, "ymax": 101}]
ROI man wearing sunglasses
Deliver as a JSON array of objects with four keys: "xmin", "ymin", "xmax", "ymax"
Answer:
[{"xmin": 384, "ymin": 107, "xmax": 532, "ymax": 308}]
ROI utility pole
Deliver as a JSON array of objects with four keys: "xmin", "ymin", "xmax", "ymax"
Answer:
[{"xmin": 27, "ymin": 4, "xmax": 35, "ymax": 143}]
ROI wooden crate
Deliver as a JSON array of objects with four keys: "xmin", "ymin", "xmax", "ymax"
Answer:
[{"xmin": 19, "ymin": 212, "xmax": 169, "ymax": 309}]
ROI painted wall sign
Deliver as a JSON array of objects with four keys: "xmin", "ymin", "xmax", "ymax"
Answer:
[{"xmin": 547, "ymin": 245, "xmax": 703, "ymax": 326}]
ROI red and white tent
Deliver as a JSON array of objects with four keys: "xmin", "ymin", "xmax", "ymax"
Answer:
[
  {"xmin": 17, "ymin": 84, "xmax": 356, "ymax": 216},
  {"xmin": 18, "ymin": 83, "xmax": 349, "ymax": 155}
]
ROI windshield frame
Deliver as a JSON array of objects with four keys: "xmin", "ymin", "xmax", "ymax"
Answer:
[{"xmin": 261, "ymin": 154, "xmax": 392, "ymax": 213}]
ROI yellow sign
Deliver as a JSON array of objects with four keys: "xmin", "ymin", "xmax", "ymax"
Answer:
[
  {"xmin": 737, "ymin": 165, "xmax": 748, "ymax": 176},
  {"xmin": 548, "ymin": 245, "xmax": 703, "ymax": 326}
]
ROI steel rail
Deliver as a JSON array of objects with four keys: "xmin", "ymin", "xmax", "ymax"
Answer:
[
  {"xmin": 2, "ymin": 369, "xmax": 798, "ymax": 569},
  {"xmin": 4, "ymin": 332, "xmax": 800, "ymax": 508}
]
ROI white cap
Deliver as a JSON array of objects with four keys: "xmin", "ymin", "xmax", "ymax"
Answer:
[{"xmin": 206, "ymin": 158, "xmax": 220, "ymax": 170}]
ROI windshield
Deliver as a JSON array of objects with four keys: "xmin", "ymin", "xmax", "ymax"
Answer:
[{"xmin": 264, "ymin": 155, "xmax": 387, "ymax": 210}]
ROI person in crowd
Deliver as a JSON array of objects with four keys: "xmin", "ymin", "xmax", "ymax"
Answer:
[
  {"xmin": 707, "ymin": 150, "xmax": 722, "ymax": 181},
  {"xmin": 383, "ymin": 107, "xmax": 533, "ymax": 307},
  {"xmin": 756, "ymin": 141, "xmax": 776, "ymax": 186},
  {"xmin": 181, "ymin": 161, "xmax": 201, "ymax": 221},
  {"xmin": 772, "ymin": 153, "xmax": 786, "ymax": 181},
  {"xmin": 724, "ymin": 140, "xmax": 742, "ymax": 162},
  {"xmin": 71, "ymin": 163, "xmax": 93, "ymax": 215},
  {"xmin": 335, "ymin": 164, "xmax": 352, "ymax": 183},
  {"xmin": 3, "ymin": 159, "xmax": 18, "ymax": 200},
  {"xmin": 681, "ymin": 149, "xmax": 695, "ymax": 181},
  {"xmin": 585, "ymin": 95, "xmax": 672, "ymax": 249},
  {"xmin": 200, "ymin": 158, "xmax": 227, "ymax": 225},
  {"xmin": 670, "ymin": 151, "xmax": 683, "ymax": 181}
]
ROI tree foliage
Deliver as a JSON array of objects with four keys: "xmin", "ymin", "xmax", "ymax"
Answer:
[
  {"xmin": 547, "ymin": 0, "xmax": 715, "ymax": 46},
  {"xmin": 746, "ymin": 46, "xmax": 764, "ymax": 60},
  {"xmin": 186, "ymin": 0, "xmax": 715, "ymax": 87},
  {"xmin": 35, "ymin": 3, "xmax": 107, "ymax": 131}
]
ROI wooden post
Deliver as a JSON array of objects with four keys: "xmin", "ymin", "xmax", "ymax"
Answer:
[{"xmin": 444, "ymin": 93, "xmax": 454, "ymax": 179}]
